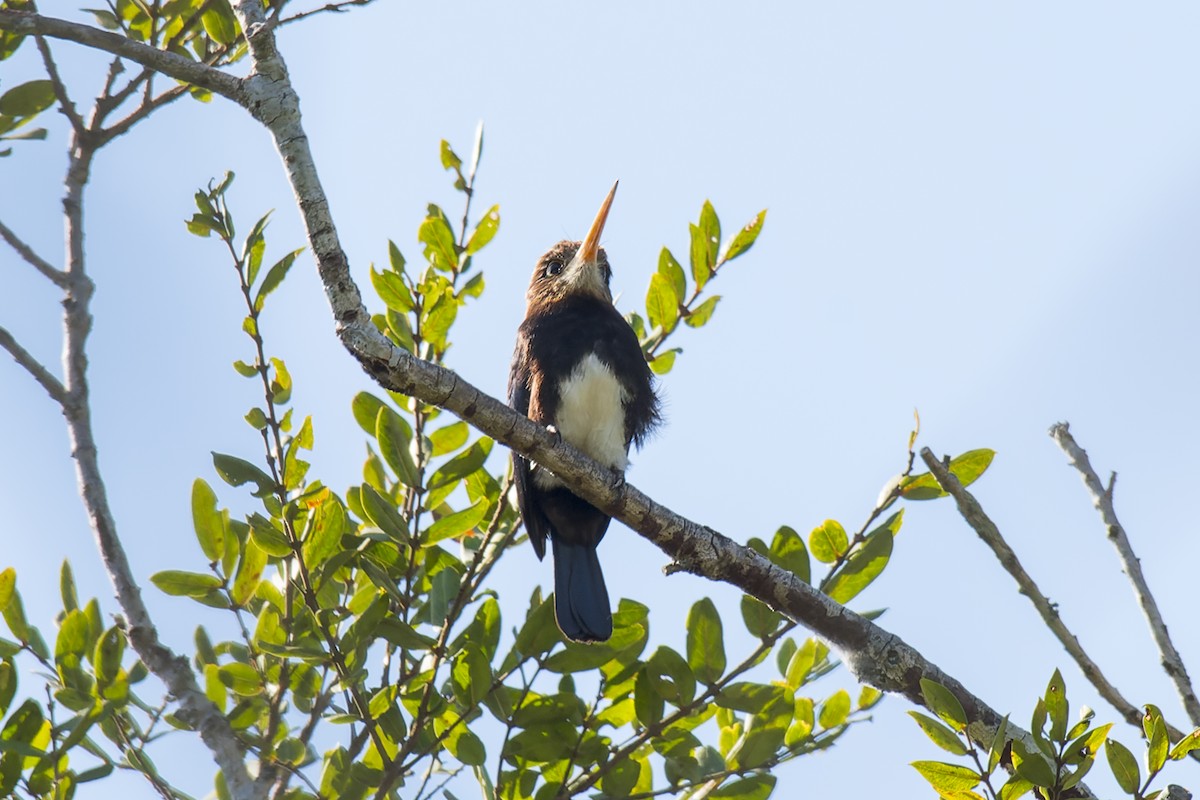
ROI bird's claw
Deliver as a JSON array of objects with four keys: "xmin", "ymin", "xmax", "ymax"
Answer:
[{"xmin": 545, "ymin": 424, "xmax": 562, "ymax": 444}]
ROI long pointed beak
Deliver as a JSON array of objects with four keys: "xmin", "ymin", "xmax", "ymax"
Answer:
[{"xmin": 577, "ymin": 181, "xmax": 618, "ymax": 263}]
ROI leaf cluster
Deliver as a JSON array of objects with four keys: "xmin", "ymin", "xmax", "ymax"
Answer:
[{"xmin": 911, "ymin": 671, "xmax": 1200, "ymax": 800}]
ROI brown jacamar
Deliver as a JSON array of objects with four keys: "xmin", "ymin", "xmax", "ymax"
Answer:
[{"xmin": 508, "ymin": 183, "xmax": 661, "ymax": 643}]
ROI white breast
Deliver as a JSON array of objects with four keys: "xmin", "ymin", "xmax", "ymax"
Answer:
[{"xmin": 533, "ymin": 353, "xmax": 629, "ymax": 490}]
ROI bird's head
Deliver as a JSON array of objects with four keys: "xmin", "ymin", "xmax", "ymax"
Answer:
[{"xmin": 527, "ymin": 182, "xmax": 618, "ymax": 308}]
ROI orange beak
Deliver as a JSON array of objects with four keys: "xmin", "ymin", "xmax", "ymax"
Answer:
[{"xmin": 577, "ymin": 181, "xmax": 618, "ymax": 263}]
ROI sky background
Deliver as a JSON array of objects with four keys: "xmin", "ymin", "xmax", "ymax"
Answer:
[{"xmin": 2, "ymin": 1, "xmax": 1200, "ymax": 797}]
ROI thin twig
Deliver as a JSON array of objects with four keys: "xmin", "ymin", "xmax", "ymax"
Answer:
[
  {"xmin": 32, "ymin": 27, "xmax": 86, "ymax": 134},
  {"xmin": 275, "ymin": 0, "xmax": 378, "ymax": 28},
  {"xmin": 0, "ymin": 325, "xmax": 66, "ymax": 403},
  {"xmin": 1049, "ymin": 422, "xmax": 1200, "ymax": 727},
  {"xmin": 919, "ymin": 446, "xmax": 1190, "ymax": 746},
  {"xmin": 0, "ymin": 217, "xmax": 68, "ymax": 287}
]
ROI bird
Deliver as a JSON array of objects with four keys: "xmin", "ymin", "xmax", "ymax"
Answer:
[{"xmin": 508, "ymin": 182, "xmax": 661, "ymax": 643}]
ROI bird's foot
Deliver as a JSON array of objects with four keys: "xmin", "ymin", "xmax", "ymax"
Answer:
[
  {"xmin": 609, "ymin": 469, "xmax": 627, "ymax": 493},
  {"xmin": 545, "ymin": 424, "xmax": 562, "ymax": 444}
]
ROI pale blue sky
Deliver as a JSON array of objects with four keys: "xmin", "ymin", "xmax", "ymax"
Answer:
[{"xmin": 2, "ymin": 2, "xmax": 1199, "ymax": 796}]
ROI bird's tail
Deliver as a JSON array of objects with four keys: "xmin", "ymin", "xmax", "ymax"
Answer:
[{"xmin": 551, "ymin": 537, "xmax": 613, "ymax": 643}]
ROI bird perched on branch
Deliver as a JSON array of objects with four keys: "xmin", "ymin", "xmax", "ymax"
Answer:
[{"xmin": 508, "ymin": 182, "xmax": 660, "ymax": 643}]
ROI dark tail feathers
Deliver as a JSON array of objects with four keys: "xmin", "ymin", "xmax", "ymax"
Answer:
[{"xmin": 551, "ymin": 537, "xmax": 612, "ymax": 643}]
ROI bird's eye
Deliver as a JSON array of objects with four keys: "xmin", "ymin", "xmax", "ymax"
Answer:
[{"xmin": 545, "ymin": 260, "xmax": 563, "ymax": 277}]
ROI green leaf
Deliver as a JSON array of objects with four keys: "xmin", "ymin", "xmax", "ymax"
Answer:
[
  {"xmin": 376, "ymin": 618, "xmax": 436, "ymax": 651},
  {"xmin": 646, "ymin": 272, "xmax": 680, "ymax": 334},
  {"xmin": 658, "ymin": 247, "xmax": 686, "ymax": 300},
  {"xmin": 769, "ymin": 525, "xmax": 810, "ymax": 583},
  {"xmin": 818, "ymin": 689, "xmax": 851, "ymax": 728},
  {"xmin": 512, "ymin": 594, "xmax": 561, "ymax": 659},
  {"xmin": 1169, "ymin": 727, "xmax": 1200, "ymax": 761},
  {"xmin": 0, "ymin": 569, "xmax": 14, "ymax": 613},
  {"xmin": 910, "ymin": 761, "xmax": 980, "ymax": 794},
  {"xmin": 54, "ymin": 609, "xmax": 89, "ymax": 664},
  {"xmin": 901, "ymin": 449, "xmax": 996, "ymax": 500},
  {"xmin": 232, "ymin": 360, "xmax": 258, "ymax": 378},
  {"xmin": 59, "ymin": 561, "xmax": 78, "ymax": 613},
  {"xmin": 303, "ymin": 497, "xmax": 346, "ymax": 566},
  {"xmin": 721, "ymin": 209, "xmax": 767, "ymax": 262},
  {"xmin": 201, "ymin": 4, "xmax": 238, "ymax": 45},
  {"xmin": 270, "ymin": 357, "xmax": 292, "ymax": 405},
  {"xmin": 0, "ymin": 80, "xmax": 54, "ymax": 118},
  {"xmin": 740, "ymin": 595, "xmax": 782, "ymax": 638},
  {"xmin": 427, "ymin": 568, "xmax": 461, "ymax": 626},
  {"xmin": 359, "ymin": 484, "xmax": 409, "ymax": 543},
  {"xmin": 466, "ymin": 205, "xmax": 500, "ymax": 255},
  {"xmin": 1105, "ymin": 738, "xmax": 1140, "ymax": 793},
  {"xmin": 909, "ymin": 711, "xmax": 969, "ymax": 755},
  {"xmin": 376, "ymin": 407, "xmax": 421, "ymax": 488},
  {"xmin": 808, "ymin": 519, "xmax": 848, "ymax": 564},
  {"xmin": 1045, "ymin": 669, "xmax": 1068, "ymax": 741},
  {"xmin": 255, "ymin": 248, "xmax": 304, "ymax": 310},
  {"xmin": 351, "ymin": 391, "xmax": 388, "ymax": 436},
  {"xmin": 710, "ymin": 775, "xmax": 775, "ymax": 800},
  {"xmin": 429, "ymin": 421, "xmax": 469, "ymax": 456},
  {"xmin": 689, "ymin": 222, "xmax": 714, "ymax": 292},
  {"xmin": 231, "ymin": 541, "xmax": 267, "ymax": 607},
  {"xmin": 686, "ymin": 598, "xmax": 725, "ymax": 684},
  {"xmin": 1011, "ymin": 738, "xmax": 1056, "ymax": 787},
  {"xmin": 648, "ymin": 348, "xmax": 678, "ymax": 375},
  {"xmin": 212, "ymin": 452, "xmax": 275, "ymax": 497},
  {"xmin": 428, "ymin": 439, "xmax": 490, "ymax": 490},
  {"xmin": 784, "ymin": 638, "xmax": 817, "ymax": 688},
  {"xmin": 646, "ymin": 646, "xmax": 696, "ymax": 706},
  {"xmin": 684, "ymin": 295, "xmax": 721, "ymax": 328},
  {"xmin": 218, "ymin": 663, "xmax": 261, "ymax": 696},
  {"xmin": 988, "ymin": 715, "xmax": 1010, "ymax": 772},
  {"xmin": 440, "ymin": 139, "xmax": 462, "ymax": 171},
  {"xmin": 825, "ymin": 527, "xmax": 893, "ymax": 604},
  {"xmin": 717, "ymin": 682, "xmax": 788, "ymax": 714},
  {"xmin": 920, "ymin": 678, "xmax": 967, "ymax": 733},
  {"xmin": 1144, "ymin": 704, "xmax": 1169, "ymax": 773},
  {"xmin": 697, "ymin": 201, "xmax": 720, "ymax": 279},
  {"xmin": 423, "ymin": 499, "xmax": 488, "ymax": 546},
  {"xmin": 191, "ymin": 478, "xmax": 226, "ymax": 562},
  {"xmin": 93, "ymin": 626, "xmax": 124, "ymax": 685},
  {"xmin": 419, "ymin": 215, "xmax": 459, "ymax": 272},
  {"xmin": 446, "ymin": 727, "xmax": 486, "ymax": 766},
  {"xmin": 371, "ymin": 267, "xmax": 415, "ymax": 313},
  {"xmin": 150, "ymin": 571, "xmax": 222, "ymax": 597},
  {"xmin": 247, "ymin": 513, "xmax": 293, "ymax": 558}
]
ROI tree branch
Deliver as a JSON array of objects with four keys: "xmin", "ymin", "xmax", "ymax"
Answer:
[
  {"xmin": 1049, "ymin": 422, "xmax": 1200, "ymax": 728},
  {"xmin": 51, "ymin": 120, "xmax": 258, "ymax": 798},
  {"xmin": 0, "ymin": 324, "xmax": 66, "ymax": 403},
  {"xmin": 920, "ymin": 447, "xmax": 1192, "ymax": 747},
  {"xmin": 30, "ymin": 14, "xmax": 86, "ymax": 135},
  {"xmin": 0, "ymin": 10, "xmax": 244, "ymax": 103},
  {"xmin": 0, "ymin": 217, "xmax": 68, "ymax": 287}
]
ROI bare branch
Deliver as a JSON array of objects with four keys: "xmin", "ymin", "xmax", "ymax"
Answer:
[
  {"xmin": 1049, "ymin": 422, "xmax": 1200, "ymax": 727},
  {"xmin": 0, "ymin": 324, "xmax": 66, "ymax": 403},
  {"xmin": 0, "ymin": 10, "xmax": 244, "ymax": 103},
  {"xmin": 32, "ymin": 25, "xmax": 87, "ymax": 134},
  {"xmin": 275, "ymin": 0, "xmax": 379, "ymax": 28},
  {"xmin": 48, "ymin": 120, "xmax": 258, "ymax": 797},
  {"xmin": 0, "ymin": 217, "xmax": 68, "ymax": 287},
  {"xmin": 920, "ymin": 447, "xmax": 1192, "ymax": 747}
]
